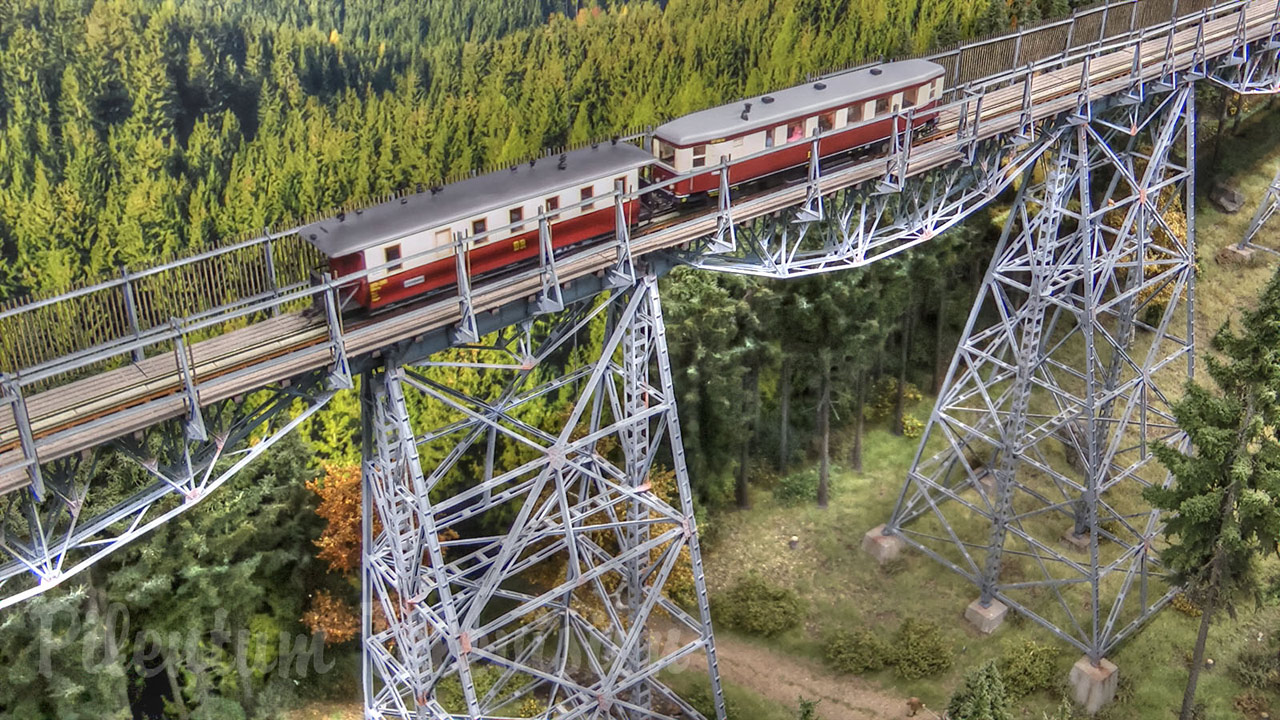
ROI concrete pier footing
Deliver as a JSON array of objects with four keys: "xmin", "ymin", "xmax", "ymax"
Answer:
[
  {"xmin": 1069, "ymin": 655, "xmax": 1119, "ymax": 714},
  {"xmin": 964, "ymin": 598, "xmax": 1008, "ymax": 634},
  {"xmin": 861, "ymin": 524, "xmax": 905, "ymax": 564}
]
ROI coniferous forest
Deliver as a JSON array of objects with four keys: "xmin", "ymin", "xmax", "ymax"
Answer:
[{"xmin": 0, "ymin": 0, "xmax": 1176, "ymax": 717}]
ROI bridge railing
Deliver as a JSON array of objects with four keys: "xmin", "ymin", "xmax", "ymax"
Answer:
[
  {"xmin": 0, "ymin": 233, "xmax": 322, "ymax": 380},
  {"xmin": 929, "ymin": 0, "xmax": 1217, "ymax": 97}
]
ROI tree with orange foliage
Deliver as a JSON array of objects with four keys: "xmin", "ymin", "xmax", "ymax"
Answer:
[
  {"xmin": 302, "ymin": 590, "xmax": 360, "ymax": 644},
  {"xmin": 303, "ymin": 464, "xmax": 365, "ymax": 644},
  {"xmin": 307, "ymin": 463, "xmax": 367, "ymax": 575}
]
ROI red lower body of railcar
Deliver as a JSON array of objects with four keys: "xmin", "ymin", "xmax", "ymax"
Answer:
[
  {"xmin": 654, "ymin": 105, "xmax": 938, "ymax": 197},
  {"xmin": 332, "ymin": 200, "xmax": 641, "ymax": 310}
]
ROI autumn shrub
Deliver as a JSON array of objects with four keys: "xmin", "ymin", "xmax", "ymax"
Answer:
[
  {"xmin": 901, "ymin": 414, "xmax": 924, "ymax": 439},
  {"xmin": 1170, "ymin": 592, "xmax": 1202, "ymax": 617},
  {"xmin": 774, "ymin": 468, "xmax": 820, "ymax": 506},
  {"xmin": 715, "ymin": 574, "xmax": 804, "ymax": 637},
  {"xmin": 867, "ymin": 377, "xmax": 923, "ymax": 423},
  {"xmin": 889, "ymin": 618, "xmax": 953, "ymax": 679},
  {"xmin": 998, "ymin": 640, "xmax": 1058, "ymax": 699},
  {"xmin": 301, "ymin": 590, "xmax": 360, "ymax": 645},
  {"xmin": 824, "ymin": 627, "xmax": 888, "ymax": 674}
]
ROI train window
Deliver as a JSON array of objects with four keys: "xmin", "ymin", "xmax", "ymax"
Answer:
[
  {"xmin": 818, "ymin": 111, "xmax": 836, "ymax": 133},
  {"xmin": 384, "ymin": 244, "xmax": 402, "ymax": 272},
  {"xmin": 472, "ymin": 219, "xmax": 487, "ymax": 235},
  {"xmin": 902, "ymin": 89, "xmax": 915, "ymax": 108},
  {"xmin": 509, "ymin": 207, "xmax": 523, "ymax": 231},
  {"xmin": 580, "ymin": 186, "xmax": 594, "ymax": 210},
  {"xmin": 691, "ymin": 145, "xmax": 707, "ymax": 168},
  {"xmin": 875, "ymin": 98, "xmax": 889, "ymax": 116},
  {"xmin": 786, "ymin": 121, "xmax": 804, "ymax": 142},
  {"xmin": 545, "ymin": 195, "xmax": 560, "ymax": 213},
  {"xmin": 765, "ymin": 129, "xmax": 774, "ymax": 148},
  {"xmin": 656, "ymin": 140, "xmax": 676, "ymax": 165}
]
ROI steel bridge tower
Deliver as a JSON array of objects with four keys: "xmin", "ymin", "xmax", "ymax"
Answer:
[
  {"xmin": 359, "ymin": 275, "xmax": 724, "ymax": 719},
  {"xmin": 882, "ymin": 84, "xmax": 1198, "ymax": 674}
]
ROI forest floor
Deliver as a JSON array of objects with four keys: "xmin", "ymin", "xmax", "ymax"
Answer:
[{"xmin": 288, "ymin": 106, "xmax": 1280, "ymax": 720}]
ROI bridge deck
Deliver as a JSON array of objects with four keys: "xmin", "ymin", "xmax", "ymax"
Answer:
[{"xmin": 0, "ymin": 0, "xmax": 1267, "ymax": 492}]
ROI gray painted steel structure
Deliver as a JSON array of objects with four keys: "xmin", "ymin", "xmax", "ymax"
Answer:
[{"xmin": 0, "ymin": 0, "xmax": 1277, "ymax": 716}]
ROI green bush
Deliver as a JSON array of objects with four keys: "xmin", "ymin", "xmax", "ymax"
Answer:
[
  {"xmin": 189, "ymin": 697, "xmax": 247, "ymax": 720},
  {"xmin": 824, "ymin": 627, "xmax": 889, "ymax": 674},
  {"xmin": 1231, "ymin": 640, "xmax": 1280, "ymax": 690},
  {"xmin": 438, "ymin": 665, "xmax": 514, "ymax": 713},
  {"xmin": 889, "ymin": 618, "xmax": 954, "ymax": 679},
  {"xmin": 773, "ymin": 468, "xmax": 820, "ymax": 506},
  {"xmin": 715, "ymin": 574, "xmax": 804, "ymax": 637},
  {"xmin": 682, "ymin": 683, "xmax": 741, "ymax": 719},
  {"xmin": 999, "ymin": 640, "xmax": 1058, "ymax": 699}
]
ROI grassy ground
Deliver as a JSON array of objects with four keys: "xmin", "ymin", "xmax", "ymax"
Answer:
[{"xmin": 702, "ymin": 423, "xmax": 1280, "ymax": 720}]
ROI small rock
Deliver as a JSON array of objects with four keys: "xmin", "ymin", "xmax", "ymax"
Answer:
[
  {"xmin": 788, "ymin": 535, "xmax": 799, "ymax": 550},
  {"xmin": 1206, "ymin": 657, "xmax": 1215, "ymax": 668},
  {"xmin": 1209, "ymin": 181, "xmax": 1246, "ymax": 213}
]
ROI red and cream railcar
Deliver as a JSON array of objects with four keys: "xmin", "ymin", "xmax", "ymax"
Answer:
[
  {"xmin": 650, "ymin": 59, "xmax": 947, "ymax": 197},
  {"xmin": 301, "ymin": 143, "xmax": 653, "ymax": 310}
]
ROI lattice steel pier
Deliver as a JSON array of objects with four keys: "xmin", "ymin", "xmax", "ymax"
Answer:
[
  {"xmin": 883, "ymin": 84, "xmax": 1199, "ymax": 673},
  {"xmin": 360, "ymin": 275, "xmax": 725, "ymax": 719}
]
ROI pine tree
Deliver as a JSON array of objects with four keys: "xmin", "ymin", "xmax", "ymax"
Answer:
[
  {"xmin": 947, "ymin": 661, "xmax": 1014, "ymax": 720},
  {"xmin": 977, "ymin": 0, "xmax": 1011, "ymax": 35},
  {"xmin": 1144, "ymin": 268, "xmax": 1280, "ymax": 720}
]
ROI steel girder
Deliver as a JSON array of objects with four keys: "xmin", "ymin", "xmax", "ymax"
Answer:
[
  {"xmin": 360, "ymin": 274, "xmax": 724, "ymax": 720},
  {"xmin": 677, "ymin": 127, "xmax": 1061, "ymax": 278},
  {"xmin": 1204, "ymin": 0, "xmax": 1280, "ymax": 94},
  {"xmin": 0, "ymin": 370, "xmax": 336, "ymax": 610},
  {"xmin": 886, "ymin": 84, "xmax": 1198, "ymax": 662}
]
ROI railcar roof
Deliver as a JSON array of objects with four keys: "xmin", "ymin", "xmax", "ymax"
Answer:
[
  {"xmin": 299, "ymin": 142, "xmax": 653, "ymax": 257},
  {"xmin": 654, "ymin": 59, "xmax": 946, "ymax": 147}
]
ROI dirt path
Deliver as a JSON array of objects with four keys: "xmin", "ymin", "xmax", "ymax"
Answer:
[
  {"xmin": 707, "ymin": 631, "xmax": 926, "ymax": 719},
  {"xmin": 283, "ymin": 630, "xmax": 927, "ymax": 720}
]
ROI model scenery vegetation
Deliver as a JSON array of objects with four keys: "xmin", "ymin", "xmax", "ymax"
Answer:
[{"xmin": 1, "ymin": 0, "xmax": 1280, "ymax": 719}]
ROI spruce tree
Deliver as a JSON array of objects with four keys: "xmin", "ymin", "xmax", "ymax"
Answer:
[
  {"xmin": 1144, "ymin": 269, "xmax": 1280, "ymax": 720},
  {"xmin": 977, "ymin": 0, "xmax": 1011, "ymax": 35},
  {"xmin": 947, "ymin": 660, "xmax": 1014, "ymax": 720}
]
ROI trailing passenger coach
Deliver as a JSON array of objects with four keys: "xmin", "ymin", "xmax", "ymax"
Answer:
[
  {"xmin": 650, "ymin": 59, "xmax": 945, "ymax": 196},
  {"xmin": 301, "ymin": 59, "xmax": 948, "ymax": 310}
]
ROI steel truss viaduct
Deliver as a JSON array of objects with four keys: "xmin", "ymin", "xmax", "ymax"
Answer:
[{"xmin": 0, "ymin": 0, "xmax": 1279, "ymax": 716}]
